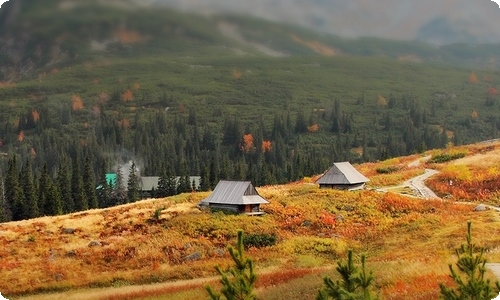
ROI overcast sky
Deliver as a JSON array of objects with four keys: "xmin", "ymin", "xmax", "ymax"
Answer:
[{"xmin": 0, "ymin": 0, "xmax": 499, "ymax": 43}]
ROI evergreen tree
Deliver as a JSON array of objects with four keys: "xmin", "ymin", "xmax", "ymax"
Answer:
[
  {"xmin": 317, "ymin": 250, "xmax": 378, "ymax": 300},
  {"xmin": 38, "ymin": 163, "xmax": 51, "ymax": 215},
  {"xmin": 71, "ymin": 158, "xmax": 87, "ymax": 211},
  {"xmin": 83, "ymin": 156, "xmax": 98, "ymax": 208},
  {"xmin": 199, "ymin": 165, "xmax": 210, "ymax": 192},
  {"xmin": 209, "ymin": 158, "xmax": 219, "ymax": 190},
  {"xmin": 331, "ymin": 99, "xmax": 342, "ymax": 134},
  {"xmin": 57, "ymin": 158, "xmax": 74, "ymax": 213},
  {"xmin": 5, "ymin": 156, "xmax": 22, "ymax": 220},
  {"xmin": 294, "ymin": 110, "xmax": 308, "ymax": 133},
  {"xmin": 127, "ymin": 161, "xmax": 140, "ymax": 202},
  {"xmin": 206, "ymin": 230, "xmax": 258, "ymax": 300},
  {"xmin": 165, "ymin": 168, "xmax": 177, "ymax": 197},
  {"xmin": 20, "ymin": 158, "xmax": 39, "ymax": 219},
  {"xmin": 0, "ymin": 171, "xmax": 9, "ymax": 222},
  {"xmin": 96, "ymin": 160, "xmax": 112, "ymax": 208},
  {"xmin": 440, "ymin": 222, "xmax": 500, "ymax": 300},
  {"xmin": 46, "ymin": 179, "xmax": 63, "ymax": 216},
  {"xmin": 112, "ymin": 166, "xmax": 126, "ymax": 205},
  {"xmin": 156, "ymin": 172, "xmax": 168, "ymax": 198},
  {"xmin": 177, "ymin": 161, "xmax": 191, "ymax": 193}
]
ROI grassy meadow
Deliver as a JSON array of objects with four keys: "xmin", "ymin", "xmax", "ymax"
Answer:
[{"xmin": 1, "ymin": 141, "xmax": 500, "ymax": 299}]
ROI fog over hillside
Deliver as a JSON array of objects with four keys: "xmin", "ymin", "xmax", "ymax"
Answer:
[{"xmin": 155, "ymin": 0, "xmax": 500, "ymax": 45}]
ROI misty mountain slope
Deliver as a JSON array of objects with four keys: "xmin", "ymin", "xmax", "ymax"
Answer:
[
  {"xmin": 157, "ymin": 0, "xmax": 500, "ymax": 45},
  {"xmin": 2, "ymin": 0, "xmax": 500, "ymax": 82}
]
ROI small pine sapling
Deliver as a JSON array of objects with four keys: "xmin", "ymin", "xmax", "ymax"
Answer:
[
  {"xmin": 440, "ymin": 221, "xmax": 500, "ymax": 300},
  {"xmin": 317, "ymin": 249, "xmax": 378, "ymax": 300},
  {"xmin": 206, "ymin": 230, "xmax": 258, "ymax": 300}
]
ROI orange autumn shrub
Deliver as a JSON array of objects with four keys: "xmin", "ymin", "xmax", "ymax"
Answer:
[
  {"xmin": 382, "ymin": 273, "xmax": 453, "ymax": 300},
  {"xmin": 427, "ymin": 165, "xmax": 500, "ymax": 202}
]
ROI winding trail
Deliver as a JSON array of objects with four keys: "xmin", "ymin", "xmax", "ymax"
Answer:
[
  {"xmin": 398, "ymin": 155, "xmax": 500, "ymax": 282},
  {"xmin": 403, "ymin": 168, "xmax": 440, "ymax": 199}
]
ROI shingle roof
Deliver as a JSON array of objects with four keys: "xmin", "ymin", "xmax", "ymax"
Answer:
[
  {"xmin": 316, "ymin": 162, "xmax": 369, "ymax": 185},
  {"xmin": 200, "ymin": 181, "xmax": 269, "ymax": 205}
]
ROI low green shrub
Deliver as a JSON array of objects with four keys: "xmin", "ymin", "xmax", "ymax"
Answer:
[
  {"xmin": 428, "ymin": 152, "xmax": 466, "ymax": 163},
  {"xmin": 243, "ymin": 233, "xmax": 277, "ymax": 249},
  {"xmin": 376, "ymin": 166, "xmax": 400, "ymax": 174}
]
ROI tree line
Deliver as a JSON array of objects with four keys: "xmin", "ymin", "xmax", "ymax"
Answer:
[{"xmin": 0, "ymin": 92, "xmax": 475, "ymax": 221}]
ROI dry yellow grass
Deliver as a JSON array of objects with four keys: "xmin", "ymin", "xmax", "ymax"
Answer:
[{"xmin": 453, "ymin": 147, "xmax": 500, "ymax": 168}]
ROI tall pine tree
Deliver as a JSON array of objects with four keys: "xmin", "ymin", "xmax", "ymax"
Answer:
[
  {"xmin": 71, "ymin": 158, "xmax": 87, "ymax": 211},
  {"xmin": 127, "ymin": 161, "xmax": 140, "ymax": 202},
  {"xmin": 20, "ymin": 158, "xmax": 39, "ymax": 219},
  {"xmin": 38, "ymin": 163, "xmax": 51, "ymax": 216},
  {"xmin": 113, "ymin": 165, "xmax": 126, "ymax": 205},
  {"xmin": 57, "ymin": 158, "xmax": 74, "ymax": 213},
  {"xmin": 96, "ymin": 160, "xmax": 111, "ymax": 208},
  {"xmin": 0, "ymin": 170, "xmax": 9, "ymax": 222},
  {"xmin": 83, "ymin": 155, "xmax": 98, "ymax": 209},
  {"xmin": 5, "ymin": 156, "xmax": 22, "ymax": 220}
]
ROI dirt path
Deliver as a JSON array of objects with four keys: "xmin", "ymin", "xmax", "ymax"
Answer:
[
  {"xmin": 12, "ymin": 276, "xmax": 219, "ymax": 300},
  {"xmin": 403, "ymin": 168, "xmax": 440, "ymax": 199}
]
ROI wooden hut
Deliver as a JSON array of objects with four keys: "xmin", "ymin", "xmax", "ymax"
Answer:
[
  {"xmin": 198, "ymin": 180, "xmax": 268, "ymax": 215},
  {"xmin": 316, "ymin": 162, "xmax": 369, "ymax": 190}
]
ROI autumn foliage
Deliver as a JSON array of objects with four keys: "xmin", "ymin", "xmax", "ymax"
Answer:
[
  {"xmin": 487, "ymin": 87, "xmax": 498, "ymax": 96},
  {"xmin": 426, "ymin": 164, "xmax": 500, "ymax": 202},
  {"xmin": 17, "ymin": 130, "xmax": 24, "ymax": 142},
  {"xmin": 31, "ymin": 110, "xmax": 40, "ymax": 123},
  {"xmin": 261, "ymin": 140, "xmax": 272, "ymax": 153},
  {"xmin": 71, "ymin": 95, "xmax": 84, "ymax": 111},
  {"xmin": 307, "ymin": 124, "xmax": 319, "ymax": 132},
  {"xmin": 121, "ymin": 89, "xmax": 134, "ymax": 102},
  {"xmin": 377, "ymin": 94, "xmax": 387, "ymax": 106},
  {"xmin": 241, "ymin": 133, "xmax": 254, "ymax": 153}
]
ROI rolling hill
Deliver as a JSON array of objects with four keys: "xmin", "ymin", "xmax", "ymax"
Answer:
[{"xmin": 2, "ymin": 140, "xmax": 500, "ymax": 299}]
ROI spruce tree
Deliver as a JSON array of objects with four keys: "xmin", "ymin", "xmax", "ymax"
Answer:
[
  {"xmin": 165, "ymin": 168, "xmax": 177, "ymax": 197},
  {"xmin": 113, "ymin": 166, "xmax": 126, "ymax": 205},
  {"xmin": 156, "ymin": 171, "xmax": 168, "ymax": 198},
  {"xmin": 71, "ymin": 158, "xmax": 87, "ymax": 211},
  {"xmin": 206, "ymin": 230, "xmax": 258, "ymax": 300},
  {"xmin": 209, "ymin": 158, "xmax": 219, "ymax": 190},
  {"xmin": 46, "ymin": 179, "xmax": 63, "ymax": 216},
  {"xmin": 96, "ymin": 160, "xmax": 111, "ymax": 208},
  {"xmin": 177, "ymin": 161, "xmax": 191, "ymax": 194},
  {"xmin": 0, "ymin": 171, "xmax": 9, "ymax": 222},
  {"xmin": 57, "ymin": 158, "xmax": 74, "ymax": 213},
  {"xmin": 83, "ymin": 156, "xmax": 98, "ymax": 208},
  {"xmin": 20, "ymin": 158, "xmax": 39, "ymax": 219},
  {"xmin": 317, "ymin": 250, "xmax": 378, "ymax": 300},
  {"xmin": 440, "ymin": 222, "xmax": 500, "ymax": 300},
  {"xmin": 38, "ymin": 163, "xmax": 51, "ymax": 215},
  {"xmin": 5, "ymin": 156, "xmax": 23, "ymax": 220},
  {"xmin": 127, "ymin": 161, "xmax": 140, "ymax": 202},
  {"xmin": 39, "ymin": 164, "xmax": 62, "ymax": 216},
  {"xmin": 199, "ymin": 165, "xmax": 210, "ymax": 192}
]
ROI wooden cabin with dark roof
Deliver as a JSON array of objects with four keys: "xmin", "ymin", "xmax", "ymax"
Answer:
[
  {"xmin": 198, "ymin": 180, "xmax": 268, "ymax": 215},
  {"xmin": 316, "ymin": 162, "xmax": 369, "ymax": 190}
]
